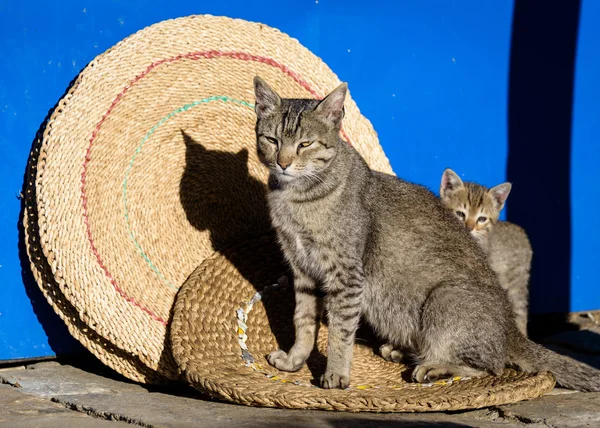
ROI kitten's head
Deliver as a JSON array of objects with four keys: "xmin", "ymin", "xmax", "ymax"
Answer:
[
  {"xmin": 253, "ymin": 76, "xmax": 347, "ymax": 184},
  {"xmin": 440, "ymin": 168, "xmax": 512, "ymax": 246}
]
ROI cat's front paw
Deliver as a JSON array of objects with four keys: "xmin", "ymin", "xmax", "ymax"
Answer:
[
  {"xmin": 266, "ymin": 350, "xmax": 305, "ymax": 372},
  {"xmin": 320, "ymin": 369, "xmax": 350, "ymax": 389}
]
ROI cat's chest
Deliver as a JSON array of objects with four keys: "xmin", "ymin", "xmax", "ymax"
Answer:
[
  {"xmin": 269, "ymin": 198, "xmax": 331, "ymax": 270},
  {"xmin": 272, "ymin": 204, "xmax": 323, "ymax": 248},
  {"xmin": 284, "ymin": 231, "xmax": 329, "ymax": 278},
  {"xmin": 269, "ymin": 194, "xmax": 327, "ymax": 233}
]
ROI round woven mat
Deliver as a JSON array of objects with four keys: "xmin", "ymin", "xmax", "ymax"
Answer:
[
  {"xmin": 171, "ymin": 235, "xmax": 556, "ymax": 412},
  {"xmin": 23, "ymin": 15, "xmax": 393, "ymax": 383}
]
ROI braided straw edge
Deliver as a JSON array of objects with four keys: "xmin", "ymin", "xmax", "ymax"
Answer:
[{"xmin": 188, "ymin": 372, "xmax": 556, "ymax": 412}]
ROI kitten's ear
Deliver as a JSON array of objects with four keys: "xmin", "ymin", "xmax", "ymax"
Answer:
[
  {"xmin": 440, "ymin": 169, "xmax": 464, "ymax": 197},
  {"xmin": 253, "ymin": 76, "xmax": 281, "ymax": 117},
  {"xmin": 489, "ymin": 182, "xmax": 512, "ymax": 210},
  {"xmin": 314, "ymin": 83, "xmax": 348, "ymax": 127}
]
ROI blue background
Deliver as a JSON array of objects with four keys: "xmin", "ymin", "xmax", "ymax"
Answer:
[{"xmin": 1, "ymin": 0, "xmax": 599, "ymax": 360}]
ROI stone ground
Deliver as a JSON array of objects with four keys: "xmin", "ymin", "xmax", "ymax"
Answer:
[{"xmin": 2, "ymin": 312, "xmax": 600, "ymax": 428}]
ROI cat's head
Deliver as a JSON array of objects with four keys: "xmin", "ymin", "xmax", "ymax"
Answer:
[
  {"xmin": 253, "ymin": 76, "xmax": 347, "ymax": 184},
  {"xmin": 440, "ymin": 168, "xmax": 512, "ymax": 246}
]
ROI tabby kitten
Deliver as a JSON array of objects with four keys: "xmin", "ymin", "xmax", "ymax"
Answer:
[
  {"xmin": 253, "ymin": 76, "xmax": 600, "ymax": 391},
  {"xmin": 440, "ymin": 169, "xmax": 532, "ymax": 337}
]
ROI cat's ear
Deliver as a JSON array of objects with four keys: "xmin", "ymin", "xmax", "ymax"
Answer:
[
  {"xmin": 181, "ymin": 129, "xmax": 205, "ymax": 151},
  {"xmin": 236, "ymin": 148, "xmax": 249, "ymax": 165},
  {"xmin": 253, "ymin": 76, "xmax": 281, "ymax": 117},
  {"xmin": 489, "ymin": 182, "xmax": 512, "ymax": 211},
  {"xmin": 440, "ymin": 169, "xmax": 464, "ymax": 197},
  {"xmin": 313, "ymin": 82, "xmax": 348, "ymax": 127}
]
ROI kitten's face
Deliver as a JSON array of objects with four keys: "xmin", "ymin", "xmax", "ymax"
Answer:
[
  {"xmin": 439, "ymin": 169, "xmax": 512, "ymax": 246},
  {"xmin": 253, "ymin": 76, "xmax": 347, "ymax": 184}
]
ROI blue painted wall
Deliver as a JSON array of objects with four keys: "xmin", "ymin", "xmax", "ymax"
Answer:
[
  {"xmin": 1, "ymin": 0, "xmax": 598, "ymax": 360},
  {"xmin": 570, "ymin": 0, "xmax": 600, "ymax": 313}
]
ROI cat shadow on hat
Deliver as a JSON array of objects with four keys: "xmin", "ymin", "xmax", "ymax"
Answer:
[
  {"xmin": 179, "ymin": 130, "xmax": 270, "ymax": 250},
  {"xmin": 176, "ymin": 130, "xmax": 328, "ymax": 382}
]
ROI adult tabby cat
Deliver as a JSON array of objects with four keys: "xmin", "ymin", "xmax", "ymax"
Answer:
[
  {"xmin": 381, "ymin": 171, "xmax": 532, "ymax": 363},
  {"xmin": 253, "ymin": 76, "xmax": 600, "ymax": 391}
]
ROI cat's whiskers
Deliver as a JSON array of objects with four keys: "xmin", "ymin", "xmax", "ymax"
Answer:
[{"xmin": 304, "ymin": 170, "xmax": 325, "ymax": 185}]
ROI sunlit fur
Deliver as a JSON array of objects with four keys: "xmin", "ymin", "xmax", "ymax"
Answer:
[{"xmin": 255, "ymin": 83, "xmax": 343, "ymax": 188}]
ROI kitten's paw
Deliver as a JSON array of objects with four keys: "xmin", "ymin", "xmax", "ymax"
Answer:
[
  {"xmin": 266, "ymin": 350, "xmax": 304, "ymax": 372},
  {"xmin": 320, "ymin": 370, "xmax": 350, "ymax": 389},
  {"xmin": 379, "ymin": 344, "xmax": 404, "ymax": 363}
]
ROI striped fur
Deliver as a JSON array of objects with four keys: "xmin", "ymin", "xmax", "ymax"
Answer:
[{"xmin": 253, "ymin": 77, "xmax": 600, "ymax": 391}]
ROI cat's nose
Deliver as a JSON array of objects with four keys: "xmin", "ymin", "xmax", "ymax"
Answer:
[{"xmin": 278, "ymin": 160, "xmax": 291, "ymax": 170}]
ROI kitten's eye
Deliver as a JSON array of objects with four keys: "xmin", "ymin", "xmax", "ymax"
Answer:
[
  {"xmin": 265, "ymin": 137, "xmax": 278, "ymax": 145},
  {"xmin": 477, "ymin": 216, "xmax": 488, "ymax": 223},
  {"xmin": 455, "ymin": 211, "xmax": 466, "ymax": 219}
]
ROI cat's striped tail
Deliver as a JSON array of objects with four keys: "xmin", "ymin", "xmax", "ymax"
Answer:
[{"xmin": 509, "ymin": 330, "xmax": 600, "ymax": 392}]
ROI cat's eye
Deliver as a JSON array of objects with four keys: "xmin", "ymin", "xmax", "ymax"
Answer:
[
  {"xmin": 298, "ymin": 141, "xmax": 313, "ymax": 149},
  {"xmin": 477, "ymin": 216, "xmax": 488, "ymax": 223},
  {"xmin": 455, "ymin": 211, "xmax": 466, "ymax": 219},
  {"xmin": 265, "ymin": 136, "xmax": 278, "ymax": 145}
]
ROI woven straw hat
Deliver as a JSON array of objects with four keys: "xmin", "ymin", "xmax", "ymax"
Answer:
[
  {"xmin": 170, "ymin": 235, "xmax": 555, "ymax": 412},
  {"xmin": 23, "ymin": 15, "xmax": 392, "ymax": 383}
]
